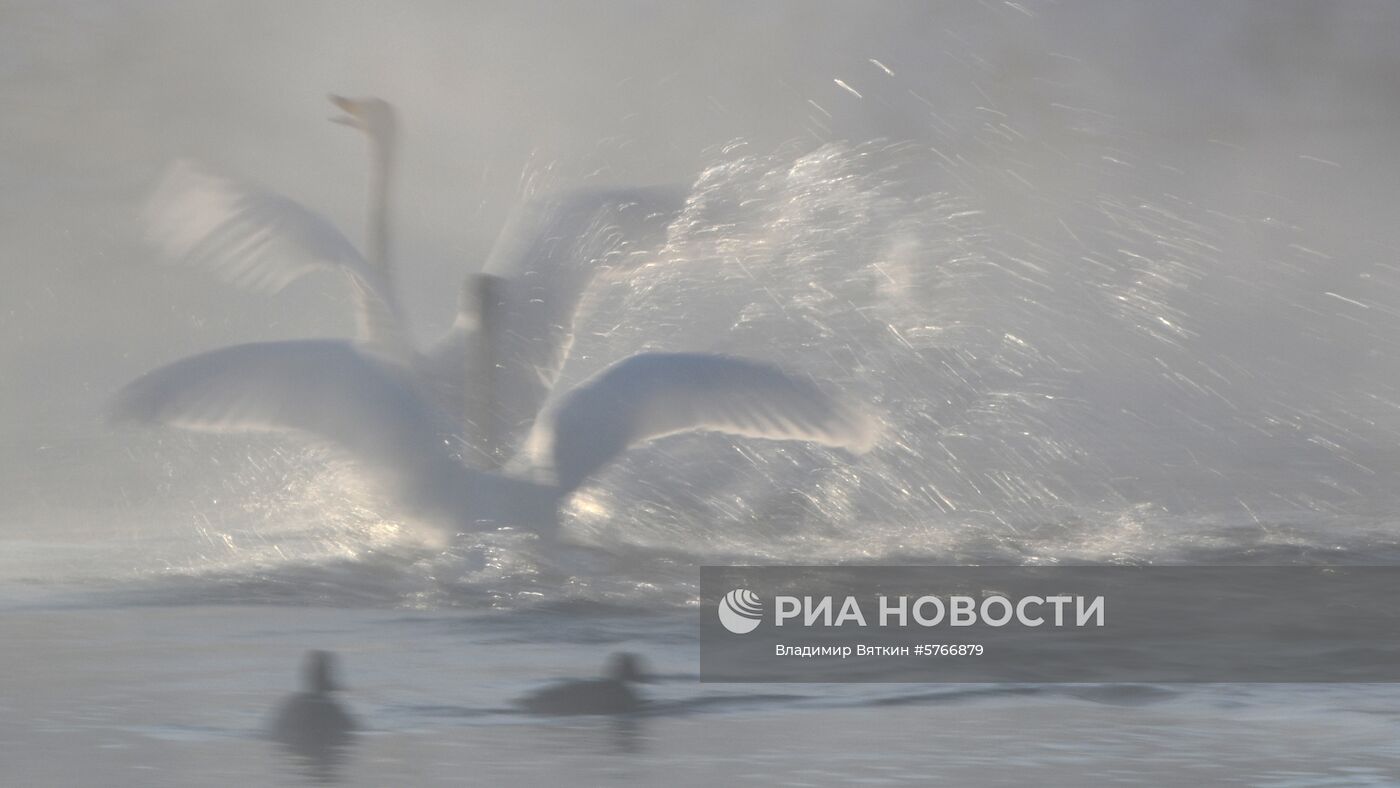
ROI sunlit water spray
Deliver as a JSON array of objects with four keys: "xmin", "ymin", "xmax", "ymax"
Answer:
[
  {"xmin": 60, "ymin": 129, "xmax": 1400, "ymax": 611},
  {"xmin": 561, "ymin": 134, "xmax": 1400, "ymax": 571},
  {"xmin": 13, "ymin": 55, "xmax": 1397, "ymax": 608}
]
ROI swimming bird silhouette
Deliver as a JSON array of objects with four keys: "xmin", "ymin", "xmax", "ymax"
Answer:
[
  {"xmin": 143, "ymin": 96, "xmax": 686, "ymax": 466},
  {"xmin": 269, "ymin": 650, "xmax": 357, "ymax": 753},
  {"xmin": 518, "ymin": 652, "xmax": 648, "ymax": 715}
]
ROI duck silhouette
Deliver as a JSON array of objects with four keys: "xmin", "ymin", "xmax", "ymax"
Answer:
[
  {"xmin": 269, "ymin": 650, "xmax": 357, "ymax": 756},
  {"xmin": 518, "ymin": 653, "xmax": 649, "ymax": 716}
]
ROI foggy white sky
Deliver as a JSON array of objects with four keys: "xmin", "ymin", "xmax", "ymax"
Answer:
[{"xmin": 5, "ymin": 0, "xmax": 1400, "ymax": 443}]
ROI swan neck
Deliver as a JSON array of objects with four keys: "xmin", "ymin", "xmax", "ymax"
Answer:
[{"xmin": 367, "ymin": 132, "xmax": 395, "ymax": 274}]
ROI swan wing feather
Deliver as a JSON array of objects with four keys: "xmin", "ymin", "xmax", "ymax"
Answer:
[
  {"xmin": 470, "ymin": 186, "xmax": 686, "ymax": 450},
  {"xmin": 112, "ymin": 339, "xmax": 447, "ymax": 487},
  {"xmin": 144, "ymin": 160, "xmax": 408, "ymax": 353},
  {"xmin": 536, "ymin": 352, "xmax": 876, "ymax": 491}
]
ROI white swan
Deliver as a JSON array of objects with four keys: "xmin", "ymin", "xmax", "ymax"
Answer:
[
  {"xmin": 143, "ymin": 96, "xmax": 685, "ymax": 465},
  {"xmin": 113, "ymin": 343, "xmax": 876, "ymax": 535},
  {"xmin": 125, "ymin": 96, "xmax": 877, "ymax": 536}
]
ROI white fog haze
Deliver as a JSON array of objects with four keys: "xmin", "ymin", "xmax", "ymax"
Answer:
[{"xmin": 6, "ymin": 2, "xmax": 1400, "ymax": 785}]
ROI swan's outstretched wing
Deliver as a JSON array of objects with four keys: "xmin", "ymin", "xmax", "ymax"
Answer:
[
  {"xmin": 481, "ymin": 185, "xmax": 686, "ymax": 364},
  {"xmin": 530, "ymin": 352, "xmax": 877, "ymax": 492},
  {"xmin": 112, "ymin": 340, "xmax": 450, "ymax": 490},
  {"xmin": 441, "ymin": 185, "xmax": 686, "ymax": 463},
  {"xmin": 144, "ymin": 160, "xmax": 407, "ymax": 353}
]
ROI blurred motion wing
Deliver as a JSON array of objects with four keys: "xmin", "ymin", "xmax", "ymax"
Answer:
[
  {"xmin": 112, "ymin": 339, "xmax": 448, "ymax": 486},
  {"xmin": 532, "ymin": 352, "xmax": 877, "ymax": 492},
  {"xmin": 472, "ymin": 186, "xmax": 687, "ymax": 454},
  {"xmin": 143, "ymin": 160, "xmax": 407, "ymax": 353}
]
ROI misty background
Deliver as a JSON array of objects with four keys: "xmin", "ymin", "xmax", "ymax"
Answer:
[{"xmin": 6, "ymin": 1, "xmax": 1400, "ymax": 550}]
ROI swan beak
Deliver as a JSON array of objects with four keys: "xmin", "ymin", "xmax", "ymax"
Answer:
[{"xmin": 328, "ymin": 94, "xmax": 363, "ymax": 128}]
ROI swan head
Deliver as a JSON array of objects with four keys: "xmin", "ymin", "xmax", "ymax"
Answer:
[
  {"xmin": 328, "ymin": 95, "xmax": 396, "ymax": 146},
  {"xmin": 605, "ymin": 652, "xmax": 647, "ymax": 684},
  {"xmin": 456, "ymin": 273, "xmax": 503, "ymax": 327},
  {"xmin": 302, "ymin": 650, "xmax": 343, "ymax": 694}
]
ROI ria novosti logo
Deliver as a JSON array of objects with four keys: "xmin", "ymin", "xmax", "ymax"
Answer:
[
  {"xmin": 718, "ymin": 588, "xmax": 764, "ymax": 634},
  {"xmin": 715, "ymin": 587, "xmax": 1107, "ymax": 634}
]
